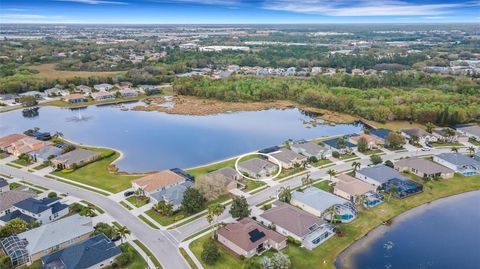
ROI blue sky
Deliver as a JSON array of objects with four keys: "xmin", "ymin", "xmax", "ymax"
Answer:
[{"xmin": 0, "ymin": 0, "xmax": 479, "ymax": 24}]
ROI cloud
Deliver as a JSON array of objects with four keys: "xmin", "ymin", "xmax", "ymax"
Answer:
[
  {"xmin": 0, "ymin": 14, "xmax": 48, "ymax": 20},
  {"xmin": 4, "ymin": 8, "xmax": 28, "ymax": 12},
  {"xmin": 150, "ymin": 0, "xmax": 240, "ymax": 6},
  {"xmin": 0, "ymin": 13, "xmax": 69, "ymax": 23},
  {"xmin": 263, "ymin": 0, "xmax": 471, "ymax": 16},
  {"xmin": 56, "ymin": 0, "xmax": 128, "ymax": 5}
]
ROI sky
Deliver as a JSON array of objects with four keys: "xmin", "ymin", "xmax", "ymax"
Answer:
[{"xmin": 0, "ymin": 0, "xmax": 479, "ymax": 24}]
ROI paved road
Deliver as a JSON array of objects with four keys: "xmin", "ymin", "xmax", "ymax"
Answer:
[
  {"xmin": 168, "ymin": 147, "xmax": 455, "ymax": 242},
  {"xmin": 0, "ymin": 165, "xmax": 189, "ymax": 269}
]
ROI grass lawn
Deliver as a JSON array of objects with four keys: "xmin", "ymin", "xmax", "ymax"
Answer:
[
  {"xmin": 313, "ymin": 159, "xmax": 333, "ymax": 167},
  {"xmin": 33, "ymin": 162, "xmax": 50, "ymax": 170},
  {"xmin": 469, "ymin": 139, "xmax": 480, "ymax": 146},
  {"xmin": 122, "ymin": 243, "xmax": 149, "ymax": 269},
  {"xmin": 186, "ymin": 154, "xmax": 257, "ymax": 179},
  {"xmin": 120, "ymin": 201, "xmax": 133, "ymax": 210},
  {"xmin": 364, "ymin": 120, "xmax": 426, "ymax": 131},
  {"xmin": 180, "ymin": 248, "xmax": 199, "ymax": 269},
  {"xmin": 191, "ymin": 174, "xmax": 480, "ymax": 269},
  {"xmin": 277, "ymin": 167, "xmax": 306, "ymax": 180},
  {"xmin": 244, "ymin": 179, "xmax": 267, "ymax": 191},
  {"xmin": 51, "ymin": 148, "xmax": 141, "ymax": 193},
  {"xmin": 132, "ymin": 240, "xmax": 163, "ymax": 269},
  {"xmin": 43, "ymin": 95, "xmax": 145, "ymax": 108},
  {"xmin": 361, "ymin": 149, "xmax": 384, "ymax": 155},
  {"xmin": 127, "ymin": 196, "xmax": 150, "ymax": 207},
  {"xmin": 12, "ymin": 159, "xmax": 33, "ymax": 166},
  {"xmin": 337, "ymin": 153, "xmax": 358, "ymax": 160},
  {"xmin": 138, "ymin": 214, "xmax": 159, "ymax": 229},
  {"xmin": 313, "ymin": 180, "xmax": 332, "ymax": 192},
  {"xmin": 430, "ymin": 142, "xmax": 464, "ymax": 147}
]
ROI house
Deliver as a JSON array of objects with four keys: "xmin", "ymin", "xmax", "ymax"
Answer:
[
  {"xmin": 0, "ymin": 214, "xmax": 94, "ymax": 267},
  {"xmin": 91, "ymin": 91, "xmax": 115, "ymax": 101},
  {"xmin": 6, "ymin": 137, "xmax": 48, "ymax": 156},
  {"xmin": 433, "ymin": 153, "xmax": 480, "ymax": 176},
  {"xmin": 25, "ymin": 131, "xmax": 51, "ymax": 141},
  {"xmin": 369, "ymin": 128, "xmax": 391, "ymax": 144},
  {"xmin": 40, "ymin": 234, "xmax": 122, "ymax": 269},
  {"xmin": 395, "ymin": 158, "xmax": 454, "ymax": 179},
  {"xmin": 75, "ymin": 85, "xmax": 92, "ymax": 94},
  {"xmin": 290, "ymin": 140, "xmax": 331, "ymax": 159},
  {"xmin": 432, "ymin": 128, "xmax": 469, "ymax": 143},
  {"xmin": 93, "ymin": 83, "xmax": 114, "ymax": 91},
  {"xmin": 20, "ymin": 91, "xmax": 47, "ymax": 99},
  {"xmin": 356, "ymin": 165, "xmax": 423, "ymax": 198},
  {"xmin": 322, "ymin": 137, "xmax": 356, "ymax": 154},
  {"xmin": 118, "ymin": 88, "xmax": 138, "ymax": 98},
  {"xmin": 2, "ymin": 197, "xmax": 69, "ymax": 225},
  {"xmin": 456, "ymin": 125, "xmax": 480, "ymax": 141},
  {"xmin": 349, "ymin": 133, "xmax": 383, "ymax": 149},
  {"xmin": 150, "ymin": 181, "xmax": 193, "ymax": 210},
  {"xmin": 258, "ymin": 202, "xmax": 335, "ymax": 250},
  {"xmin": 206, "ymin": 167, "xmax": 243, "ymax": 191},
  {"xmin": 474, "ymin": 151, "xmax": 480, "ymax": 162},
  {"xmin": 217, "ymin": 218, "xmax": 286, "ymax": 258},
  {"xmin": 333, "ymin": 174, "xmax": 379, "ymax": 204},
  {"xmin": 132, "ymin": 169, "xmax": 191, "ymax": 197},
  {"xmin": 268, "ymin": 148, "xmax": 307, "ymax": 169},
  {"xmin": 139, "ymin": 85, "xmax": 161, "ymax": 95},
  {"xmin": 63, "ymin": 94, "xmax": 87, "ymax": 104},
  {"xmin": 0, "ymin": 134, "xmax": 28, "ymax": 151},
  {"xmin": 400, "ymin": 128, "xmax": 437, "ymax": 144},
  {"xmin": 291, "ymin": 187, "xmax": 357, "ymax": 223},
  {"xmin": 237, "ymin": 158, "xmax": 277, "ymax": 178},
  {"xmin": 28, "ymin": 145, "xmax": 64, "ymax": 163},
  {"xmin": 44, "ymin": 87, "xmax": 69, "ymax": 97},
  {"xmin": 51, "ymin": 149, "xmax": 101, "ymax": 170},
  {"xmin": 0, "ymin": 188, "xmax": 36, "ymax": 217}
]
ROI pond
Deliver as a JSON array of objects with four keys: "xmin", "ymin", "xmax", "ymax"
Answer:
[
  {"xmin": 0, "ymin": 103, "xmax": 363, "ymax": 172},
  {"xmin": 335, "ymin": 190, "xmax": 480, "ymax": 269}
]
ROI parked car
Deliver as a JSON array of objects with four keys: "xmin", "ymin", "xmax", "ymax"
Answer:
[
  {"xmin": 124, "ymin": 190, "xmax": 134, "ymax": 197},
  {"xmin": 421, "ymin": 147, "xmax": 431, "ymax": 151}
]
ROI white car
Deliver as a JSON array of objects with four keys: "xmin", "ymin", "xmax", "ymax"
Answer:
[{"xmin": 421, "ymin": 147, "xmax": 431, "ymax": 151}]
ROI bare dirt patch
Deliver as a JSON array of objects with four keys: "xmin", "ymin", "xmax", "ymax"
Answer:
[{"xmin": 29, "ymin": 63, "xmax": 122, "ymax": 80}]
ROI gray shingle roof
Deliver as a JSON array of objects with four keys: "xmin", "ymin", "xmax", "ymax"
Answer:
[
  {"xmin": 40, "ymin": 234, "xmax": 121, "ymax": 269},
  {"xmin": 29, "ymin": 145, "xmax": 63, "ymax": 160},
  {"xmin": 395, "ymin": 158, "xmax": 453, "ymax": 174},
  {"xmin": 292, "ymin": 187, "xmax": 350, "ymax": 213},
  {"xmin": 435, "ymin": 153, "xmax": 480, "ymax": 167},
  {"xmin": 401, "ymin": 128, "xmax": 431, "ymax": 138},
  {"xmin": 357, "ymin": 165, "xmax": 403, "ymax": 184},
  {"xmin": 53, "ymin": 149, "xmax": 100, "ymax": 167},
  {"xmin": 270, "ymin": 149, "xmax": 306, "ymax": 164},
  {"xmin": 0, "ymin": 189, "xmax": 36, "ymax": 212},
  {"xmin": 238, "ymin": 158, "xmax": 276, "ymax": 175},
  {"xmin": 150, "ymin": 181, "xmax": 193, "ymax": 207},
  {"xmin": 0, "ymin": 178, "xmax": 8, "ymax": 188}
]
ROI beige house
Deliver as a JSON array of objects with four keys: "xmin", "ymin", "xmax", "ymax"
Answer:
[
  {"xmin": 395, "ymin": 158, "xmax": 454, "ymax": 179},
  {"xmin": 333, "ymin": 174, "xmax": 377, "ymax": 203},
  {"xmin": 132, "ymin": 170, "xmax": 186, "ymax": 195},
  {"xmin": 269, "ymin": 148, "xmax": 307, "ymax": 169},
  {"xmin": 206, "ymin": 167, "xmax": 243, "ymax": 191},
  {"xmin": 51, "ymin": 149, "xmax": 100, "ymax": 170},
  {"xmin": 0, "ymin": 134, "xmax": 28, "ymax": 151},
  {"xmin": 6, "ymin": 137, "xmax": 48, "ymax": 156},
  {"xmin": 217, "ymin": 218, "xmax": 286, "ymax": 258},
  {"xmin": 349, "ymin": 133, "xmax": 383, "ymax": 149}
]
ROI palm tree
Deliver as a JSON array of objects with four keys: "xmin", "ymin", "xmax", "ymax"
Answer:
[
  {"xmin": 278, "ymin": 187, "xmax": 292, "ymax": 203},
  {"xmin": 410, "ymin": 135, "xmax": 420, "ymax": 146},
  {"xmin": 324, "ymin": 206, "xmax": 339, "ymax": 223},
  {"xmin": 301, "ymin": 174, "xmax": 312, "ymax": 187},
  {"xmin": 351, "ymin": 162, "xmax": 361, "ymax": 176},
  {"xmin": 443, "ymin": 128, "xmax": 456, "ymax": 143},
  {"xmin": 327, "ymin": 169, "xmax": 337, "ymax": 181},
  {"xmin": 451, "ymin": 147, "xmax": 459, "ymax": 153},
  {"xmin": 467, "ymin": 146, "xmax": 476, "ymax": 157},
  {"xmin": 388, "ymin": 185, "xmax": 399, "ymax": 201},
  {"xmin": 115, "ymin": 226, "xmax": 131, "ymax": 243},
  {"xmin": 207, "ymin": 203, "xmax": 225, "ymax": 238},
  {"xmin": 425, "ymin": 122, "xmax": 435, "ymax": 133}
]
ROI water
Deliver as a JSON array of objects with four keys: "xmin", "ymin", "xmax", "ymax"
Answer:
[
  {"xmin": 336, "ymin": 191, "xmax": 480, "ymax": 269},
  {"xmin": 0, "ymin": 103, "xmax": 363, "ymax": 172}
]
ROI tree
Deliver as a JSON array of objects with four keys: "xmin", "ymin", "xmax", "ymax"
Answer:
[
  {"xmin": 370, "ymin": 154, "xmax": 383, "ymax": 165},
  {"xmin": 357, "ymin": 137, "xmax": 369, "ymax": 153},
  {"xmin": 243, "ymin": 259, "xmax": 262, "ymax": 269},
  {"xmin": 327, "ymin": 169, "xmax": 336, "ymax": 181},
  {"xmin": 201, "ymin": 239, "xmax": 220, "ymax": 265},
  {"xmin": 152, "ymin": 200, "xmax": 173, "ymax": 216},
  {"xmin": 410, "ymin": 135, "xmax": 420, "ymax": 146},
  {"xmin": 114, "ymin": 225, "xmax": 130, "ymax": 244},
  {"xmin": 426, "ymin": 122, "xmax": 435, "ymax": 133},
  {"xmin": 181, "ymin": 187, "xmax": 205, "ymax": 214},
  {"xmin": 386, "ymin": 132, "xmax": 405, "ymax": 150},
  {"xmin": 0, "ymin": 256, "xmax": 13, "ymax": 269},
  {"xmin": 18, "ymin": 95, "xmax": 37, "ymax": 107},
  {"xmin": 93, "ymin": 222, "xmax": 116, "ymax": 239},
  {"xmin": 384, "ymin": 160, "xmax": 394, "ymax": 168},
  {"xmin": 388, "ymin": 185, "xmax": 399, "ymax": 201},
  {"xmin": 451, "ymin": 147, "xmax": 459, "ymax": 153},
  {"xmin": 47, "ymin": 192, "xmax": 57, "ymax": 198},
  {"xmin": 229, "ymin": 196, "xmax": 250, "ymax": 219},
  {"xmin": 207, "ymin": 203, "xmax": 225, "ymax": 237},
  {"xmin": 351, "ymin": 161, "xmax": 361, "ymax": 176},
  {"xmin": 301, "ymin": 174, "xmax": 312, "ymax": 186},
  {"xmin": 196, "ymin": 174, "xmax": 227, "ymax": 201},
  {"xmin": 467, "ymin": 146, "xmax": 476, "ymax": 157},
  {"xmin": 0, "ymin": 219, "xmax": 29, "ymax": 238},
  {"xmin": 278, "ymin": 186, "xmax": 292, "ymax": 203},
  {"xmin": 271, "ymin": 252, "xmax": 291, "ymax": 269},
  {"xmin": 307, "ymin": 156, "xmax": 318, "ymax": 164}
]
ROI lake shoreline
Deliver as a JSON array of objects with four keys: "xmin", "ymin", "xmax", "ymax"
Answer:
[{"xmin": 334, "ymin": 189, "xmax": 480, "ymax": 269}]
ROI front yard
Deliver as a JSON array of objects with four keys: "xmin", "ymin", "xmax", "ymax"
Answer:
[
  {"xmin": 189, "ymin": 173, "xmax": 480, "ymax": 269},
  {"xmin": 51, "ymin": 147, "xmax": 141, "ymax": 193},
  {"xmin": 126, "ymin": 196, "xmax": 150, "ymax": 207}
]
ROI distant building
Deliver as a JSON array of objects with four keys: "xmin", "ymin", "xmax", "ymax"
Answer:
[
  {"xmin": 51, "ymin": 149, "xmax": 101, "ymax": 170},
  {"xmin": 349, "ymin": 133, "xmax": 383, "ymax": 149},
  {"xmin": 455, "ymin": 125, "xmax": 480, "ymax": 141},
  {"xmin": 400, "ymin": 128, "xmax": 437, "ymax": 144},
  {"xmin": 237, "ymin": 158, "xmax": 277, "ymax": 178},
  {"xmin": 333, "ymin": 174, "xmax": 379, "ymax": 204},
  {"xmin": 1, "ymin": 197, "xmax": 68, "ymax": 225},
  {"xmin": 28, "ymin": 145, "xmax": 63, "ymax": 163},
  {"xmin": 433, "ymin": 153, "xmax": 480, "ymax": 176},
  {"xmin": 118, "ymin": 88, "xmax": 138, "ymax": 98},
  {"xmin": 369, "ymin": 128, "xmax": 391, "ymax": 144},
  {"xmin": 268, "ymin": 148, "xmax": 307, "ymax": 169},
  {"xmin": 206, "ymin": 167, "xmax": 243, "ymax": 191},
  {"xmin": 0, "ymin": 134, "xmax": 29, "ymax": 151},
  {"xmin": 63, "ymin": 94, "xmax": 87, "ymax": 104},
  {"xmin": 322, "ymin": 137, "xmax": 356, "ymax": 154},
  {"xmin": 395, "ymin": 158, "xmax": 454, "ymax": 179},
  {"xmin": 93, "ymin": 84, "xmax": 114, "ymax": 91},
  {"xmin": 6, "ymin": 137, "xmax": 48, "ymax": 157},
  {"xmin": 290, "ymin": 140, "xmax": 331, "ymax": 159},
  {"xmin": 75, "ymin": 85, "xmax": 92, "ymax": 94},
  {"xmin": 432, "ymin": 128, "xmax": 468, "ymax": 143},
  {"xmin": 139, "ymin": 85, "xmax": 161, "ymax": 95},
  {"xmin": 91, "ymin": 91, "xmax": 115, "ymax": 101}
]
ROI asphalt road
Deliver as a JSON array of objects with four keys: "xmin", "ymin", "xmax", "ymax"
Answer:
[{"xmin": 0, "ymin": 165, "xmax": 189, "ymax": 269}]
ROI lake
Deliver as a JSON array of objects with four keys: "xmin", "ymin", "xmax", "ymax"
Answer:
[
  {"xmin": 0, "ymin": 103, "xmax": 363, "ymax": 172},
  {"xmin": 335, "ymin": 191, "xmax": 480, "ymax": 269}
]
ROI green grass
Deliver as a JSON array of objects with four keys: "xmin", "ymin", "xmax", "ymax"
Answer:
[
  {"xmin": 33, "ymin": 162, "xmax": 50, "ymax": 170},
  {"xmin": 19, "ymin": 180, "xmax": 49, "ymax": 191},
  {"xmin": 313, "ymin": 159, "xmax": 333, "ymax": 167},
  {"xmin": 190, "ymin": 233, "xmax": 243, "ymax": 269},
  {"xmin": 430, "ymin": 142, "xmax": 464, "ymax": 147},
  {"xmin": 180, "ymin": 248, "xmax": 199, "ymax": 269},
  {"xmin": 133, "ymin": 240, "xmax": 163, "ymax": 269},
  {"xmin": 138, "ymin": 214, "xmax": 159, "ymax": 229},
  {"xmin": 127, "ymin": 196, "xmax": 150, "ymax": 207},
  {"xmin": 52, "ymin": 176, "xmax": 110, "ymax": 195},
  {"xmin": 186, "ymin": 154, "xmax": 258, "ymax": 179},
  {"xmin": 12, "ymin": 159, "xmax": 33, "ymax": 166},
  {"xmin": 244, "ymin": 179, "xmax": 266, "ymax": 191},
  {"xmin": 121, "ymin": 243, "xmax": 149, "ymax": 269},
  {"xmin": 44, "ymin": 94, "xmax": 146, "ymax": 108},
  {"xmin": 337, "ymin": 153, "xmax": 358, "ymax": 160},
  {"xmin": 361, "ymin": 149, "xmax": 384, "ymax": 155},
  {"xmin": 6, "ymin": 162, "xmax": 22, "ymax": 168},
  {"xmin": 277, "ymin": 167, "xmax": 307, "ymax": 180},
  {"xmin": 313, "ymin": 180, "xmax": 332, "ymax": 192},
  {"xmin": 120, "ymin": 201, "xmax": 133, "ymax": 210},
  {"xmin": 51, "ymin": 148, "xmax": 141, "ymax": 193},
  {"xmin": 80, "ymin": 200, "xmax": 105, "ymax": 214}
]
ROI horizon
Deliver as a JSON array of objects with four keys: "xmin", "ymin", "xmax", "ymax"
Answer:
[{"xmin": 1, "ymin": 0, "xmax": 479, "ymax": 24}]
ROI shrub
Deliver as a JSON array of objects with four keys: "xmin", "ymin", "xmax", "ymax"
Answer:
[
  {"xmin": 261, "ymin": 203, "xmax": 272, "ymax": 210},
  {"xmin": 100, "ymin": 150, "xmax": 115, "ymax": 159},
  {"xmin": 287, "ymin": 236, "xmax": 302, "ymax": 246},
  {"xmin": 48, "ymin": 192, "xmax": 57, "ymax": 198},
  {"xmin": 201, "ymin": 239, "xmax": 220, "ymax": 265},
  {"xmin": 332, "ymin": 151, "xmax": 340, "ymax": 158}
]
